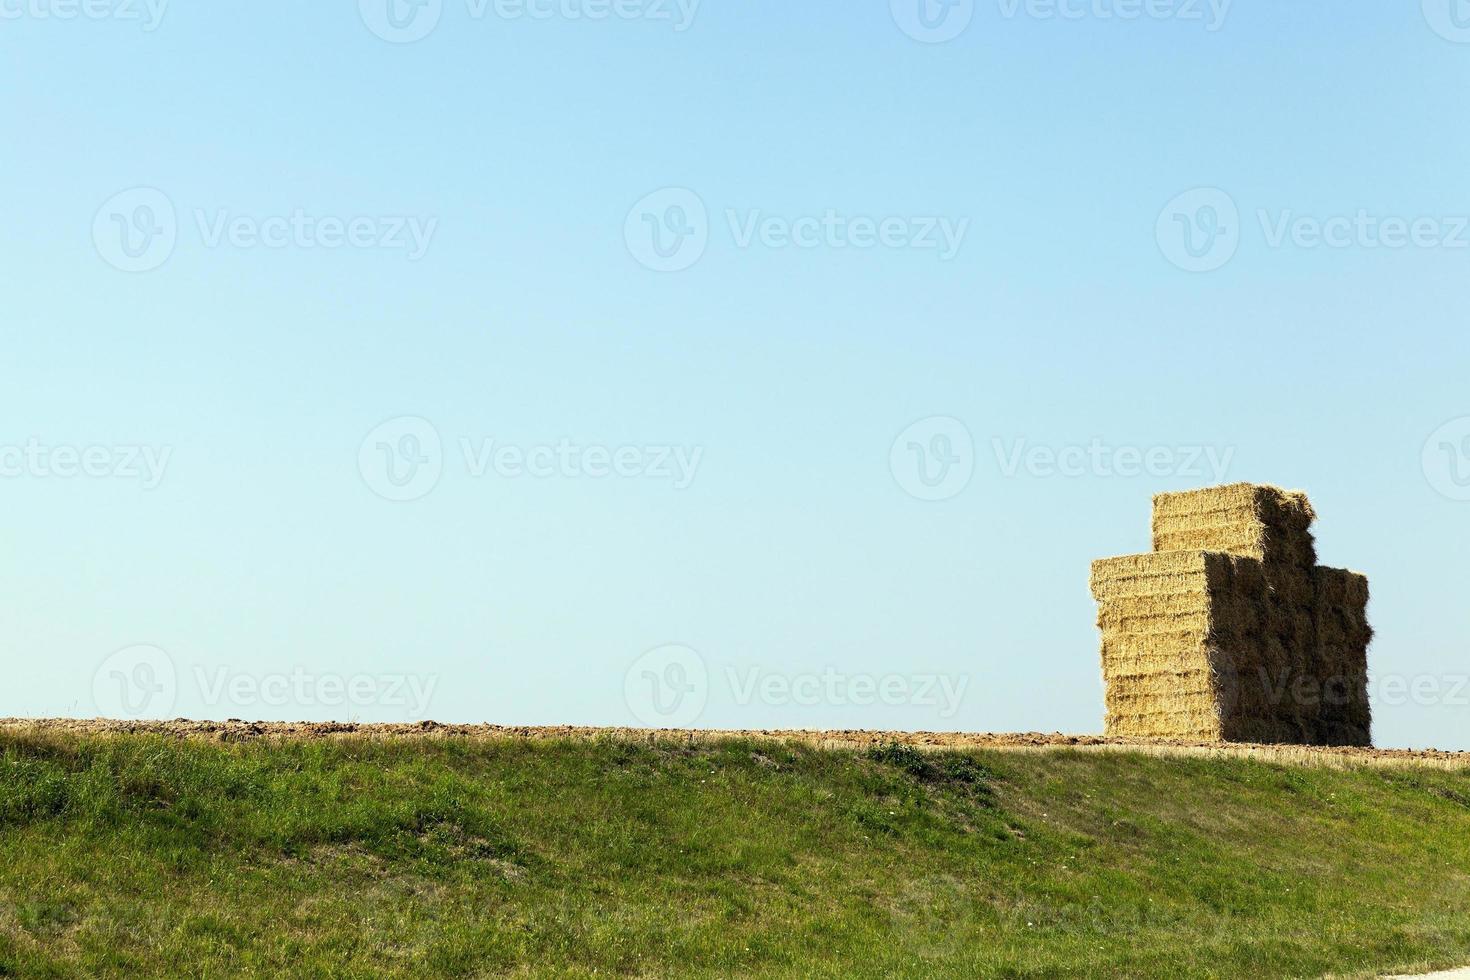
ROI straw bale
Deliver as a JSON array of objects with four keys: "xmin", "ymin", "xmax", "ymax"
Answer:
[
  {"xmin": 1152, "ymin": 483, "xmax": 1317, "ymax": 568},
  {"xmin": 1090, "ymin": 550, "xmax": 1213, "ymax": 601},
  {"xmin": 1104, "ymin": 705, "xmax": 1221, "ymax": 740}
]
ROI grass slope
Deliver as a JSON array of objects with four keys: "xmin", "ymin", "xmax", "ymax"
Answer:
[{"xmin": 3, "ymin": 730, "xmax": 1470, "ymax": 978}]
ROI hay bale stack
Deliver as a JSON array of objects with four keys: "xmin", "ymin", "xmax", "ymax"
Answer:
[
  {"xmin": 1311, "ymin": 567, "xmax": 1373, "ymax": 746},
  {"xmin": 1091, "ymin": 485, "xmax": 1371, "ymax": 747},
  {"xmin": 1152, "ymin": 483, "xmax": 1317, "ymax": 568},
  {"xmin": 1090, "ymin": 551, "xmax": 1226, "ymax": 740}
]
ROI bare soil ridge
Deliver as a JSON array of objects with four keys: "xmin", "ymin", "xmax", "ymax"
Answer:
[{"xmin": 4, "ymin": 718, "xmax": 1468, "ymax": 769}]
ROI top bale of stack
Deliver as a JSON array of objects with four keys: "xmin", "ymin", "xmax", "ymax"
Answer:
[{"xmin": 1151, "ymin": 483, "xmax": 1317, "ymax": 569}]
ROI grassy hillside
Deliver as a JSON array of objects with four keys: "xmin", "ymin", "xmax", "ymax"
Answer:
[{"xmin": 3, "ymin": 729, "xmax": 1470, "ymax": 977}]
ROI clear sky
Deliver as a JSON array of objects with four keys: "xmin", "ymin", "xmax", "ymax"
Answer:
[{"xmin": 4, "ymin": 1, "xmax": 1469, "ymax": 749}]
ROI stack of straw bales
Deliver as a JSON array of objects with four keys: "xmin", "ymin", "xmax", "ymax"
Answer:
[{"xmin": 1090, "ymin": 484, "xmax": 1372, "ymax": 746}]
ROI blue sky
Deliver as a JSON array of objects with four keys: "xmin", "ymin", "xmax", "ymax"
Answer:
[{"xmin": 3, "ymin": 1, "xmax": 1469, "ymax": 749}]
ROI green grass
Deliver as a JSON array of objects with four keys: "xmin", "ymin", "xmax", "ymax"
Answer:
[{"xmin": 3, "ymin": 731, "xmax": 1470, "ymax": 977}]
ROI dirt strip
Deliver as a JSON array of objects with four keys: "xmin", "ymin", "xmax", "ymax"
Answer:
[{"xmin": 3, "ymin": 718, "xmax": 1469, "ymax": 770}]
